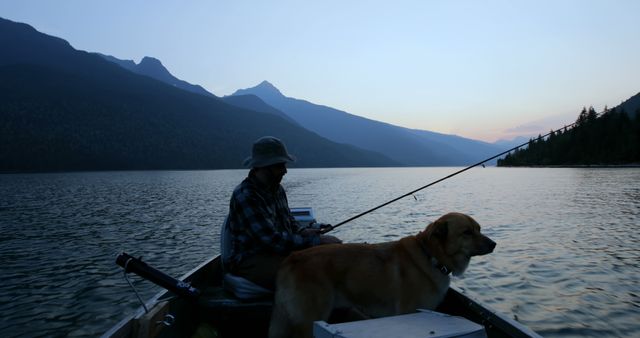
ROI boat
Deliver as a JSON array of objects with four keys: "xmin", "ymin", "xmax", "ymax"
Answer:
[{"xmin": 103, "ymin": 209, "xmax": 543, "ymax": 338}]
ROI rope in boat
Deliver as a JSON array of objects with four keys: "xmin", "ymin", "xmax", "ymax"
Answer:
[{"xmin": 321, "ymin": 110, "xmax": 604, "ymax": 234}]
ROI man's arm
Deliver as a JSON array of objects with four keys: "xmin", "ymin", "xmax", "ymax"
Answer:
[{"xmin": 234, "ymin": 192, "xmax": 319, "ymax": 253}]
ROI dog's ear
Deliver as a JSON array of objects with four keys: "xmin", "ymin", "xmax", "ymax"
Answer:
[{"xmin": 432, "ymin": 219, "xmax": 448, "ymax": 240}]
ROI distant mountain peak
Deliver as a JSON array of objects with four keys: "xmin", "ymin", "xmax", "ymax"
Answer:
[
  {"xmin": 256, "ymin": 80, "xmax": 284, "ymax": 96},
  {"xmin": 139, "ymin": 56, "xmax": 162, "ymax": 66},
  {"xmin": 257, "ymin": 80, "xmax": 276, "ymax": 88},
  {"xmin": 137, "ymin": 56, "xmax": 168, "ymax": 73},
  {"xmin": 232, "ymin": 80, "xmax": 285, "ymax": 99},
  {"xmin": 98, "ymin": 53, "xmax": 216, "ymax": 98}
]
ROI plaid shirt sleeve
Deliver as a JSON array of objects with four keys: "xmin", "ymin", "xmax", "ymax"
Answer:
[{"xmin": 229, "ymin": 181, "xmax": 319, "ymax": 262}]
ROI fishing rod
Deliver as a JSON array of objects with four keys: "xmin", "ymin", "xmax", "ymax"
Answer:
[
  {"xmin": 320, "ymin": 111, "xmax": 602, "ymax": 234},
  {"xmin": 116, "ymin": 252, "xmax": 201, "ymax": 300}
]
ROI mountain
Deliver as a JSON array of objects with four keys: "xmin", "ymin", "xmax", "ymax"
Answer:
[
  {"xmin": 493, "ymin": 136, "xmax": 530, "ymax": 151},
  {"xmin": 617, "ymin": 92, "xmax": 640, "ymax": 118},
  {"xmin": 232, "ymin": 81, "xmax": 503, "ymax": 166},
  {"xmin": 100, "ymin": 54, "xmax": 297, "ymax": 124},
  {"xmin": 234, "ymin": 80, "xmax": 286, "ymax": 105},
  {"xmin": 404, "ymin": 128, "xmax": 504, "ymax": 165},
  {"xmin": 0, "ymin": 17, "xmax": 396, "ymax": 171},
  {"xmin": 98, "ymin": 53, "xmax": 216, "ymax": 98},
  {"xmin": 221, "ymin": 94, "xmax": 298, "ymax": 125}
]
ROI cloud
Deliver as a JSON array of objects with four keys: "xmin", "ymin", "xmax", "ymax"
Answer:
[
  {"xmin": 501, "ymin": 112, "xmax": 576, "ymax": 139},
  {"xmin": 492, "ymin": 114, "xmax": 577, "ymax": 140},
  {"xmin": 504, "ymin": 124, "xmax": 545, "ymax": 134}
]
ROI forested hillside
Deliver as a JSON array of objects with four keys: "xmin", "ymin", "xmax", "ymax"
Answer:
[{"xmin": 498, "ymin": 106, "xmax": 640, "ymax": 166}]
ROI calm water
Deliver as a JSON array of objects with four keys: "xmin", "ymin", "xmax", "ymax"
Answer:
[{"xmin": 0, "ymin": 168, "xmax": 638, "ymax": 337}]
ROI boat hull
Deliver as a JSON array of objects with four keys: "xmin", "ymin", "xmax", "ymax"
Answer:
[{"xmin": 103, "ymin": 255, "xmax": 541, "ymax": 338}]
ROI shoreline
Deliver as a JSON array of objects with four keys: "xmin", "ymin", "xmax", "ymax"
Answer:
[{"xmin": 2, "ymin": 164, "xmax": 640, "ymax": 174}]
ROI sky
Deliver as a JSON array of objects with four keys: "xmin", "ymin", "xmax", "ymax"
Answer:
[{"xmin": 1, "ymin": 0, "xmax": 639, "ymax": 142}]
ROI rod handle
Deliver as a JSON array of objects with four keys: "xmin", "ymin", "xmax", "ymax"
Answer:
[{"xmin": 116, "ymin": 252, "xmax": 200, "ymax": 299}]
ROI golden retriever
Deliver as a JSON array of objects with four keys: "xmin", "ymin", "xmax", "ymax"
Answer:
[{"xmin": 268, "ymin": 212, "xmax": 496, "ymax": 338}]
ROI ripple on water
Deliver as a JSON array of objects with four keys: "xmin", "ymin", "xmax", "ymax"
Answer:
[{"xmin": 0, "ymin": 168, "xmax": 639, "ymax": 337}]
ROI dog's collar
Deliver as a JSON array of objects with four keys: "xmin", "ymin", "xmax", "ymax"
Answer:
[
  {"xmin": 418, "ymin": 240, "xmax": 451, "ymax": 276},
  {"xmin": 431, "ymin": 257, "xmax": 451, "ymax": 276}
]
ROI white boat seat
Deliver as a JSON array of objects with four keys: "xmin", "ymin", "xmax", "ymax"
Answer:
[
  {"xmin": 222, "ymin": 273, "xmax": 273, "ymax": 300},
  {"xmin": 220, "ymin": 216, "xmax": 274, "ymax": 300},
  {"xmin": 314, "ymin": 309, "xmax": 487, "ymax": 338}
]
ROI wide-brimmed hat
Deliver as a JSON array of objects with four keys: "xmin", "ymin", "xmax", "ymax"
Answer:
[{"xmin": 243, "ymin": 136, "xmax": 296, "ymax": 168}]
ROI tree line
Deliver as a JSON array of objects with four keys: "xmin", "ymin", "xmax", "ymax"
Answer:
[{"xmin": 498, "ymin": 106, "xmax": 640, "ymax": 166}]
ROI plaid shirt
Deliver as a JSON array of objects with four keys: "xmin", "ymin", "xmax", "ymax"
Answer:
[{"xmin": 226, "ymin": 174, "xmax": 319, "ymax": 268}]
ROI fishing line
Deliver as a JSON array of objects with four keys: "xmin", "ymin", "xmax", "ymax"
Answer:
[{"xmin": 321, "ymin": 110, "xmax": 604, "ymax": 234}]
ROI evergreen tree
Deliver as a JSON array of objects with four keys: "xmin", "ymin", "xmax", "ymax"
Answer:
[{"xmin": 497, "ymin": 106, "xmax": 639, "ymax": 166}]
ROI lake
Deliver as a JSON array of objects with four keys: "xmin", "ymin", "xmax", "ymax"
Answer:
[{"xmin": 0, "ymin": 167, "xmax": 638, "ymax": 337}]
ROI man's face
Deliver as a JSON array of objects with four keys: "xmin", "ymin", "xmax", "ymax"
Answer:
[{"xmin": 265, "ymin": 162, "xmax": 287, "ymax": 185}]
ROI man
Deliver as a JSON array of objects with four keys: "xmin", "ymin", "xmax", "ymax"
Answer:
[{"xmin": 225, "ymin": 136, "xmax": 341, "ymax": 290}]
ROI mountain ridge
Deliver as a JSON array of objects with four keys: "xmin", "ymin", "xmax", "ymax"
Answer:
[
  {"xmin": 97, "ymin": 53, "xmax": 217, "ymax": 98},
  {"xmin": 618, "ymin": 91, "xmax": 640, "ymax": 117},
  {"xmin": 232, "ymin": 82, "xmax": 503, "ymax": 166},
  {"xmin": 98, "ymin": 55, "xmax": 299, "ymax": 124},
  {"xmin": 0, "ymin": 17, "xmax": 397, "ymax": 171}
]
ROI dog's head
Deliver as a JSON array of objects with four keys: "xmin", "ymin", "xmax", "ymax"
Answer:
[{"xmin": 419, "ymin": 212, "xmax": 496, "ymax": 276}]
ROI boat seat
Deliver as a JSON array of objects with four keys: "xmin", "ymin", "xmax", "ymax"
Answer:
[
  {"xmin": 222, "ymin": 273, "xmax": 273, "ymax": 300},
  {"xmin": 220, "ymin": 216, "xmax": 274, "ymax": 300},
  {"xmin": 196, "ymin": 283, "xmax": 273, "ymax": 337},
  {"xmin": 314, "ymin": 309, "xmax": 487, "ymax": 338}
]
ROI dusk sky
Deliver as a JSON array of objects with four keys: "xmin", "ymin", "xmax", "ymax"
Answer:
[{"xmin": 2, "ymin": 0, "xmax": 639, "ymax": 142}]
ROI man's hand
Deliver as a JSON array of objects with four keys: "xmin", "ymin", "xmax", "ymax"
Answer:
[
  {"xmin": 317, "ymin": 223, "xmax": 333, "ymax": 231},
  {"xmin": 299, "ymin": 228, "xmax": 323, "ymax": 236},
  {"xmin": 299, "ymin": 228, "xmax": 342, "ymax": 244}
]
